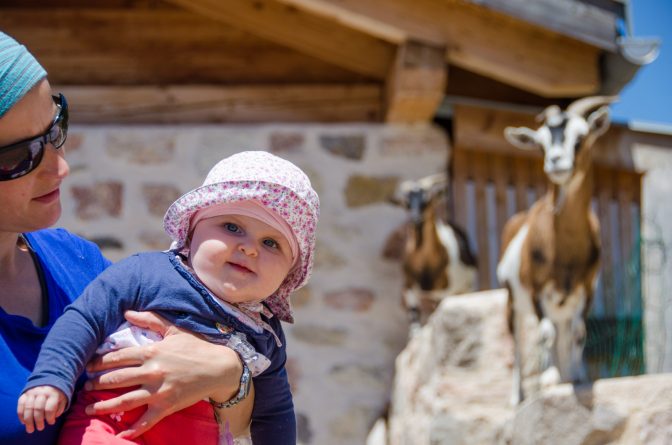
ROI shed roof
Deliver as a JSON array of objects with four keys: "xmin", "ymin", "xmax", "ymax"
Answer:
[{"xmin": 0, "ymin": 0, "xmax": 648, "ymax": 123}]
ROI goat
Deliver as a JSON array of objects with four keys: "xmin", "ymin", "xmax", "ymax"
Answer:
[
  {"xmin": 391, "ymin": 173, "xmax": 477, "ymax": 332},
  {"xmin": 497, "ymin": 96, "xmax": 616, "ymax": 405}
]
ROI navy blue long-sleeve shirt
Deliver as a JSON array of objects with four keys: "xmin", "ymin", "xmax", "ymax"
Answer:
[{"xmin": 25, "ymin": 251, "xmax": 296, "ymax": 444}]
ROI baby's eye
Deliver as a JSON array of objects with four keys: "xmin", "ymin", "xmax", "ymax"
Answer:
[
  {"xmin": 224, "ymin": 222, "xmax": 241, "ymax": 233},
  {"xmin": 263, "ymin": 238, "xmax": 280, "ymax": 249}
]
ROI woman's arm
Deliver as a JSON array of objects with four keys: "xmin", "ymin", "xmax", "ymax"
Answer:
[
  {"xmin": 216, "ymin": 381, "xmax": 255, "ymax": 438},
  {"xmin": 84, "ymin": 310, "xmax": 248, "ymax": 439}
]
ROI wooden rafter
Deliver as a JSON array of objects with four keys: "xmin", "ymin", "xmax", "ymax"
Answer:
[
  {"xmin": 0, "ymin": 9, "xmax": 372, "ymax": 86},
  {"xmin": 463, "ymin": 0, "xmax": 619, "ymax": 51},
  {"xmin": 57, "ymin": 84, "xmax": 382, "ymax": 123},
  {"xmin": 163, "ymin": 0, "xmax": 396, "ymax": 80},
  {"xmin": 0, "ymin": 9, "xmax": 370, "ymax": 86},
  {"xmin": 275, "ymin": 0, "xmax": 602, "ymax": 97},
  {"xmin": 385, "ymin": 40, "xmax": 447, "ymax": 123}
]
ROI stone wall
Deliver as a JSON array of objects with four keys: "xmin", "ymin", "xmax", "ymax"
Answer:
[
  {"xmin": 57, "ymin": 123, "xmax": 450, "ymax": 445},
  {"xmin": 633, "ymin": 139, "xmax": 672, "ymax": 373}
]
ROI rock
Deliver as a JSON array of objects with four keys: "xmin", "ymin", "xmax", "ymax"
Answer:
[
  {"xmin": 386, "ymin": 288, "xmax": 672, "ymax": 445},
  {"xmin": 388, "ymin": 289, "xmax": 513, "ymax": 445},
  {"xmin": 507, "ymin": 375, "xmax": 672, "ymax": 445}
]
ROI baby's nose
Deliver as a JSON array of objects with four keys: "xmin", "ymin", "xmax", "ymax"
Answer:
[{"xmin": 239, "ymin": 242, "xmax": 258, "ymax": 256}]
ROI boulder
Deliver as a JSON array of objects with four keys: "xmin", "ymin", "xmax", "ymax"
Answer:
[
  {"xmin": 388, "ymin": 289, "xmax": 513, "ymax": 445},
  {"xmin": 386, "ymin": 288, "xmax": 672, "ymax": 445}
]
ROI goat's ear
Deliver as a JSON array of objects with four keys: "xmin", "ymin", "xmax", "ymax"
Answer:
[
  {"xmin": 587, "ymin": 105, "xmax": 611, "ymax": 138},
  {"xmin": 504, "ymin": 127, "xmax": 539, "ymax": 151},
  {"xmin": 388, "ymin": 192, "xmax": 405, "ymax": 207}
]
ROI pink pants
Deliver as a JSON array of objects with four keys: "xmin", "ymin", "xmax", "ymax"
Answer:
[{"xmin": 58, "ymin": 388, "xmax": 219, "ymax": 445}]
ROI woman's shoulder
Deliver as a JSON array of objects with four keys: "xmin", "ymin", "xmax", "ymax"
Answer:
[
  {"xmin": 25, "ymin": 228, "xmax": 111, "ymax": 272},
  {"xmin": 27, "ymin": 227, "xmax": 98, "ymax": 251}
]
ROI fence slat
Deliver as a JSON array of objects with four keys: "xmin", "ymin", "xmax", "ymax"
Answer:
[
  {"xmin": 472, "ymin": 152, "xmax": 491, "ymax": 290},
  {"xmin": 515, "ymin": 156, "xmax": 530, "ymax": 212},
  {"xmin": 492, "ymin": 154, "xmax": 509, "ymax": 252},
  {"xmin": 532, "ymin": 158, "xmax": 546, "ymax": 201},
  {"xmin": 452, "ymin": 149, "xmax": 468, "ymax": 230},
  {"xmin": 596, "ymin": 168, "xmax": 616, "ymax": 316}
]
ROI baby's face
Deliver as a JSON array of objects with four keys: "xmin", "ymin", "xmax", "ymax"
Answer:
[{"xmin": 188, "ymin": 214, "xmax": 294, "ymax": 304}]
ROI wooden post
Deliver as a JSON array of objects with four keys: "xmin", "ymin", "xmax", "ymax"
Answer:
[{"xmin": 385, "ymin": 39, "xmax": 447, "ymax": 123}]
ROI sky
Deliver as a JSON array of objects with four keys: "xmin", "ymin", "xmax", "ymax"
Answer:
[{"xmin": 610, "ymin": 0, "xmax": 672, "ymax": 126}]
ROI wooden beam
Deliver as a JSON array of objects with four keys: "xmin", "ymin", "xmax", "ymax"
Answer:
[
  {"xmin": 385, "ymin": 40, "xmax": 447, "ymax": 123},
  {"xmin": 464, "ymin": 0, "xmax": 618, "ymax": 51},
  {"xmin": 0, "ymin": 9, "xmax": 371, "ymax": 86},
  {"xmin": 163, "ymin": 0, "xmax": 396, "ymax": 80},
  {"xmin": 56, "ymin": 84, "xmax": 383, "ymax": 124},
  {"xmin": 276, "ymin": 0, "xmax": 601, "ymax": 97},
  {"xmin": 444, "ymin": 66, "xmax": 565, "ymax": 108}
]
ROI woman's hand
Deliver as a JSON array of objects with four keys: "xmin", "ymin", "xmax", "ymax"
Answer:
[{"xmin": 84, "ymin": 310, "xmax": 243, "ymax": 439}]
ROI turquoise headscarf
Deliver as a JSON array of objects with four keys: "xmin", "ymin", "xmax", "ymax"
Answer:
[{"xmin": 0, "ymin": 32, "xmax": 47, "ymax": 118}]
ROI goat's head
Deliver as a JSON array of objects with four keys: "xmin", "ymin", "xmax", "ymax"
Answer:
[
  {"xmin": 390, "ymin": 173, "xmax": 447, "ymax": 245},
  {"xmin": 504, "ymin": 96, "xmax": 617, "ymax": 186}
]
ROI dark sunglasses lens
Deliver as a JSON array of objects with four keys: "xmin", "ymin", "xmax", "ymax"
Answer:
[
  {"xmin": 0, "ymin": 140, "xmax": 44, "ymax": 180},
  {"xmin": 0, "ymin": 94, "xmax": 67, "ymax": 180},
  {"xmin": 50, "ymin": 95, "xmax": 68, "ymax": 149},
  {"xmin": 48, "ymin": 122, "xmax": 67, "ymax": 148}
]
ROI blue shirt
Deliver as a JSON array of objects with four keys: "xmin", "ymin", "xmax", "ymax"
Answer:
[
  {"xmin": 25, "ymin": 251, "xmax": 296, "ymax": 445},
  {"xmin": 0, "ymin": 229, "xmax": 110, "ymax": 445}
]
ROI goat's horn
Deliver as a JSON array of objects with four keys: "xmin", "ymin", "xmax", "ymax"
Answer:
[
  {"xmin": 396, "ymin": 179, "xmax": 417, "ymax": 195},
  {"xmin": 536, "ymin": 105, "xmax": 561, "ymax": 123},
  {"xmin": 566, "ymin": 96, "xmax": 618, "ymax": 117},
  {"xmin": 417, "ymin": 173, "xmax": 447, "ymax": 190}
]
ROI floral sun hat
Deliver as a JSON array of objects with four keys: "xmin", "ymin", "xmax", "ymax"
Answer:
[{"xmin": 164, "ymin": 151, "xmax": 320, "ymax": 323}]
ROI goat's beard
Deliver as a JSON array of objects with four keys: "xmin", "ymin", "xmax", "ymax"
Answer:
[{"xmin": 546, "ymin": 168, "xmax": 573, "ymax": 185}]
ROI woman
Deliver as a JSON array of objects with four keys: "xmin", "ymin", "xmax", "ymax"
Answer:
[{"xmin": 0, "ymin": 31, "xmax": 249, "ymax": 444}]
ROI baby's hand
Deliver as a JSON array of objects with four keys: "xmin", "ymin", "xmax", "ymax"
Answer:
[{"xmin": 17, "ymin": 386, "xmax": 67, "ymax": 434}]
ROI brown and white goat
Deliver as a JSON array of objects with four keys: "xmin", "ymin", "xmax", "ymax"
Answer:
[
  {"xmin": 391, "ymin": 173, "xmax": 477, "ymax": 332},
  {"xmin": 497, "ymin": 96, "xmax": 615, "ymax": 404}
]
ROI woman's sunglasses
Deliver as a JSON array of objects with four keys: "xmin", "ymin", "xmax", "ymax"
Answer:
[{"xmin": 0, "ymin": 93, "xmax": 69, "ymax": 181}]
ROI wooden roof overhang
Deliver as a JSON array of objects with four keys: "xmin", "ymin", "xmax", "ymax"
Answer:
[{"xmin": 0, "ymin": 0, "xmax": 635, "ymax": 124}]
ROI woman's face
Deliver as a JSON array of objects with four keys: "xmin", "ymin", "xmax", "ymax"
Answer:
[{"xmin": 0, "ymin": 79, "xmax": 69, "ymax": 233}]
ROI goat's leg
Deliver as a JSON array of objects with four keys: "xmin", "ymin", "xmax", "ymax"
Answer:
[
  {"xmin": 403, "ymin": 288, "xmax": 422, "ymax": 335},
  {"xmin": 538, "ymin": 317, "xmax": 561, "ymax": 389},
  {"xmin": 570, "ymin": 316, "xmax": 588, "ymax": 384},
  {"xmin": 511, "ymin": 316, "xmax": 525, "ymax": 406},
  {"xmin": 507, "ymin": 286, "xmax": 524, "ymax": 406},
  {"xmin": 510, "ymin": 315, "xmax": 524, "ymax": 406}
]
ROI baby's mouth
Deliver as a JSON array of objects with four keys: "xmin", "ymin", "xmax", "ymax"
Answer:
[{"xmin": 228, "ymin": 261, "xmax": 253, "ymax": 273}]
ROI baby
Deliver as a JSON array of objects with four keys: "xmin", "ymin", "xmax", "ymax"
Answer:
[{"xmin": 18, "ymin": 151, "xmax": 319, "ymax": 445}]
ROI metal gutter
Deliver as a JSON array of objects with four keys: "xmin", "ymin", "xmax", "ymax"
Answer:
[{"xmin": 600, "ymin": 0, "xmax": 660, "ymax": 95}]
